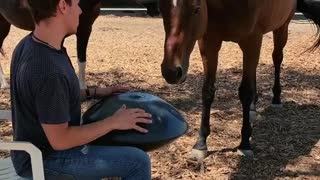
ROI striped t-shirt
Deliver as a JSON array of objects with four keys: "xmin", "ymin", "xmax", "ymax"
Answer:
[{"xmin": 10, "ymin": 33, "xmax": 81, "ymax": 176}]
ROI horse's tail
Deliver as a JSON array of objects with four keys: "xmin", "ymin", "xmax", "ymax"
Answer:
[{"xmin": 297, "ymin": 0, "xmax": 320, "ymax": 50}]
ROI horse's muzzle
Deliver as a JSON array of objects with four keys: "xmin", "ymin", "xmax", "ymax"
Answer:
[{"xmin": 161, "ymin": 64, "xmax": 184, "ymax": 84}]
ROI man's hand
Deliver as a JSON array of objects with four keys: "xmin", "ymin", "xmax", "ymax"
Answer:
[
  {"xmin": 41, "ymin": 105, "xmax": 152, "ymax": 150},
  {"xmin": 95, "ymin": 86, "xmax": 129, "ymax": 98},
  {"xmin": 108, "ymin": 105, "xmax": 152, "ymax": 133}
]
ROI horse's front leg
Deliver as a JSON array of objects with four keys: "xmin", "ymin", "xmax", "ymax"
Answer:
[
  {"xmin": 76, "ymin": 1, "xmax": 101, "ymax": 89},
  {"xmin": 190, "ymin": 35, "xmax": 222, "ymax": 161},
  {"xmin": 237, "ymin": 34, "xmax": 263, "ymax": 157}
]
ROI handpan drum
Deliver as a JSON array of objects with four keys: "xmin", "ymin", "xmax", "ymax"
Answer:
[{"xmin": 82, "ymin": 92, "xmax": 188, "ymax": 151}]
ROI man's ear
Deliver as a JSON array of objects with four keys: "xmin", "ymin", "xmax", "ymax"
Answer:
[{"xmin": 57, "ymin": 0, "xmax": 68, "ymax": 15}]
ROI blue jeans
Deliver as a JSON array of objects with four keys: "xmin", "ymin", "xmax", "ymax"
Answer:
[{"xmin": 23, "ymin": 145, "xmax": 151, "ymax": 180}]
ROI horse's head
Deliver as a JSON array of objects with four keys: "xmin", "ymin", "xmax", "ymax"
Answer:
[{"xmin": 159, "ymin": 0, "xmax": 207, "ymax": 84}]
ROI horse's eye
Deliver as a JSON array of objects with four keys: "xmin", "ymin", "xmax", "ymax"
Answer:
[{"xmin": 193, "ymin": 6, "xmax": 200, "ymax": 14}]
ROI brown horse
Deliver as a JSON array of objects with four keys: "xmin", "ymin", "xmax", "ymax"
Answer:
[
  {"xmin": 0, "ymin": 0, "xmax": 102, "ymax": 89},
  {"xmin": 159, "ymin": 0, "xmax": 320, "ymax": 160}
]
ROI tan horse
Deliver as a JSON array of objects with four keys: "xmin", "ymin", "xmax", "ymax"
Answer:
[
  {"xmin": 0, "ymin": 0, "xmax": 102, "ymax": 89},
  {"xmin": 159, "ymin": 0, "xmax": 320, "ymax": 160}
]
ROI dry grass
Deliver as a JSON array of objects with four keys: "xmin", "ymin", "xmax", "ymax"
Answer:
[{"xmin": 0, "ymin": 15, "xmax": 319, "ymax": 179}]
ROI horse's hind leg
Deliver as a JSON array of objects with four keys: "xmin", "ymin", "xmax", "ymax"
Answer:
[
  {"xmin": 76, "ymin": 2, "xmax": 101, "ymax": 89},
  {"xmin": 0, "ymin": 14, "xmax": 10, "ymax": 55},
  {"xmin": 237, "ymin": 34, "xmax": 263, "ymax": 157},
  {"xmin": 76, "ymin": 18, "xmax": 91, "ymax": 89},
  {"xmin": 0, "ymin": 14, "xmax": 11, "ymax": 89},
  {"xmin": 0, "ymin": 64, "xmax": 9, "ymax": 89},
  {"xmin": 271, "ymin": 22, "xmax": 289, "ymax": 108}
]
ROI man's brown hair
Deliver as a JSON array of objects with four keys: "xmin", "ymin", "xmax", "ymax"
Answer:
[{"xmin": 26, "ymin": 0, "xmax": 72, "ymax": 24}]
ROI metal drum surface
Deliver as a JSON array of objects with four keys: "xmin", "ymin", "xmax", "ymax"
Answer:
[{"xmin": 82, "ymin": 92, "xmax": 188, "ymax": 151}]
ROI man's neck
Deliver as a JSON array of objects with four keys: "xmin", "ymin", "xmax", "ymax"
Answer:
[{"xmin": 33, "ymin": 19, "xmax": 66, "ymax": 50}]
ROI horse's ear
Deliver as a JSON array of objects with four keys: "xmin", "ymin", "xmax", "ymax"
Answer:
[{"xmin": 19, "ymin": 0, "xmax": 30, "ymax": 8}]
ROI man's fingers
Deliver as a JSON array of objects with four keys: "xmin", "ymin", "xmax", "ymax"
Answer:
[
  {"xmin": 113, "ymin": 86, "xmax": 130, "ymax": 92},
  {"xmin": 136, "ymin": 118, "xmax": 152, "ymax": 124},
  {"xmin": 118, "ymin": 87, "xmax": 129, "ymax": 92},
  {"xmin": 128, "ymin": 108, "xmax": 146, "ymax": 114},
  {"xmin": 133, "ymin": 125, "xmax": 148, "ymax": 133},
  {"xmin": 115, "ymin": 105, "xmax": 126, "ymax": 113},
  {"xmin": 135, "ymin": 112, "xmax": 152, "ymax": 118}
]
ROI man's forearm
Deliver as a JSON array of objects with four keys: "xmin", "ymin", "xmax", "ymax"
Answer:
[{"xmin": 47, "ymin": 118, "xmax": 115, "ymax": 150}]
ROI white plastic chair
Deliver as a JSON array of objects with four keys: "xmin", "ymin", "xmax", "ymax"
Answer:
[
  {"xmin": 0, "ymin": 110, "xmax": 45, "ymax": 180},
  {"xmin": 0, "ymin": 141, "xmax": 45, "ymax": 180},
  {"xmin": 0, "ymin": 110, "xmax": 120, "ymax": 180}
]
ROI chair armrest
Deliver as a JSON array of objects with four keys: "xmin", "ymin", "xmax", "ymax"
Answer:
[{"xmin": 0, "ymin": 141, "xmax": 45, "ymax": 180}]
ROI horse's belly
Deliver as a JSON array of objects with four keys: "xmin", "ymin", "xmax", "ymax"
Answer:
[
  {"xmin": 220, "ymin": 31, "xmax": 252, "ymax": 42},
  {"xmin": 0, "ymin": 0, "xmax": 34, "ymax": 30},
  {"xmin": 258, "ymin": 0, "xmax": 296, "ymax": 33},
  {"xmin": 209, "ymin": 21, "xmax": 258, "ymax": 42}
]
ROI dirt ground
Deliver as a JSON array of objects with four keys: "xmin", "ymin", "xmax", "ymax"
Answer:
[{"xmin": 0, "ymin": 15, "xmax": 319, "ymax": 180}]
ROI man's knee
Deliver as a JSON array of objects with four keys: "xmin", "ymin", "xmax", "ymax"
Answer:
[
  {"xmin": 128, "ymin": 147, "xmax": 151, "ymax": 167},
  {"xmin": 45, "ymin": 169, "xmax": 75, "ymax": 180}
]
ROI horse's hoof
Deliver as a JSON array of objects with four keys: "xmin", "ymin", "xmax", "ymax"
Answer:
[
  {"xmin": 271, "ymin": 103, "xmax": 283, "ymax": 108},
  {"xmin": 237, "ymin": 149, "xmax": 254, "ymax": 157},
  {"xmin": 189, "ymin": 149, "xmax": 208, "ymax": 162}
]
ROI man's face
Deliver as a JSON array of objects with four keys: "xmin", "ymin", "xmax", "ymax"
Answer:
[{"xmin": 64, "ymin": 0, "xmax": 82, "ymax": 35}]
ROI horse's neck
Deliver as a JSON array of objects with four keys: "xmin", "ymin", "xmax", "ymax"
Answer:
[{"xmin": 207, "ymin": 0, "xmax": 263, "ymax": 15}]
